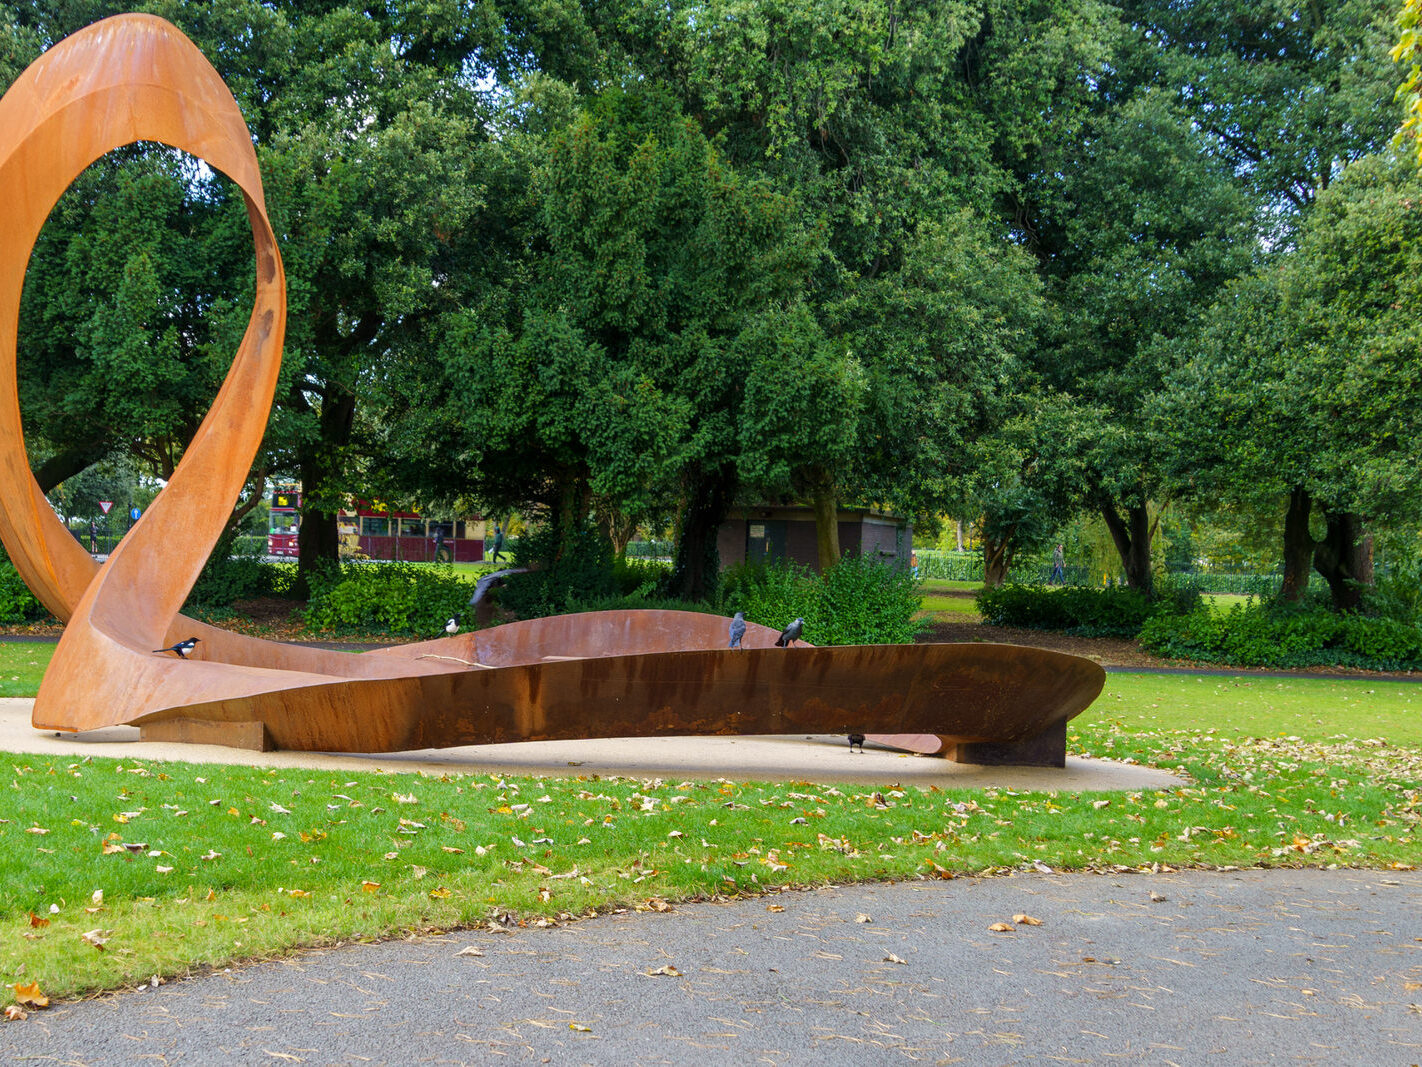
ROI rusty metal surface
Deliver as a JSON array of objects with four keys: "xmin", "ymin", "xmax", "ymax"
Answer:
[{"xmin": 2, "ymin": 16, "xmax": 1106, "ymax": 764}]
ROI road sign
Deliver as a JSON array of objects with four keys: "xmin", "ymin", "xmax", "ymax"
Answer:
[
  {"xmin": 130, "ymin": 507, "xmax": 141, "ymax": 521},
  {"xmin": 99, "ymin": 501, "xmax": 113, "ymax": 514}
]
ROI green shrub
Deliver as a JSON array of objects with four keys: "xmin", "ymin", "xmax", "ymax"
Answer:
[
  {"xmin": 187, "ymin": 556, "xmax": 295, "ymax": 608},
  {"xmin": 0, "ymin": 561, "xmax": 45, "ymax": 623},
  {"xmin": 975, "ymin": 584, "xmax": 1153, "ymax": 637},
  {"xmin": 624, "ymin": 540, "xmax": 673, "ymax": 558},
  {"xmin": 304, "ymin": 562, "xmax": 471, "ymax": 636},
  {"xmin": 720, "ymin": 556, "xmax": 925, "ymax": 645},
  {"xmin": 496, "ymin": 522, "xmax": 617, "ymax": 619},
  {"xmin": 613, "ymin": 556, "xmax": 671, "ymax": 597},
  {"xmin": 1139, "ymin": 601, "xmax": 1422, "ymax": 671}
]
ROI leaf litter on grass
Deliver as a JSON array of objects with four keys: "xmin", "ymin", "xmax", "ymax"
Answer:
[{"xmin": 2, "ymin": 677, "xmax": 1421, "ymax": 1008}]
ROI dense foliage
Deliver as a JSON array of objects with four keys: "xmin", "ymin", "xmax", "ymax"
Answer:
[
  {"xmin": 1141, "ymin": 603, "xmax": 1422, "ymax": 672},
  {"xmin": 303, "ymin": 563, "xmax": 471, "ymax": 637},
  {"xmin": 974, "ymin": 584, "xmax": 1156, "ymax": 638},
  {"xmin": 722, "ymin": 557, "xmax": 925, "ymax": 646},
  {"xmin": 1, "ymin": 0, "xmax": 1418, "ymax": 616}
]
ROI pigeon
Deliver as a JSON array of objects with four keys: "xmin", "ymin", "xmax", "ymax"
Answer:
[
  {"xmin": 444, "ymin": 613, "xmax": 461, "ymax": 635},
  {"xmin": 848, "ymin": 732, "xmax": 866, "ymax": 753},
  {"xmin": 153, "ymin": 637, "xmax": 200, "ymax": 659},
  {"xmin": 728, "ymin": 611, "xmax": 746, "ymax": 649},
  {"xmin": 774, "ymin": 617, "xmax": 804, "ymax": 647}
]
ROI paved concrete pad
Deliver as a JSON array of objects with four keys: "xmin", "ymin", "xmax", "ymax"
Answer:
[
  {"xmin": 4, "ymin": 868, "xmax": 1419, "ymax": 1065},
  {"xmin": 0, "ymin": 699, "xmax": 1179, "ymax": 790}
]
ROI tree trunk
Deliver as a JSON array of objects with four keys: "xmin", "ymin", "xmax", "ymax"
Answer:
[
  {"xmin": 295, "ymin": 388, "xmax": 356, "ymax": 596},
  {"xmin": 808, "ymin": 469, "xmax": 841, "ymax": 572},
  {"xmin": 1100, "ymin": 499, "xmax": 1153, "ymax": 596},
  {"xmin": 1312, "ymin": 508, "xmax": 1370, "ymax": 612},
  {"xmin": 667, "ymin": 465, "xmax": 736, "ymax": 601},
  {"xmin": 597, "ymin": 504, "xmax": 638, "ymax": 558},
  {"xmin": 982, "ymin": 533, "xmax": 1012, "ymax": 587},
  {"xmin": 1278, "ymin": 486, "xmax": 1314, "ymax": 602},
  {"xmin": 955, "ymin": 520, "xmax": 964, "ymax": 552}
]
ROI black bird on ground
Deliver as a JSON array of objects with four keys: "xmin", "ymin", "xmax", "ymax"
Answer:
[
  {"xmin": 848, "ymin": 733, "xmax": 866, "ymax": 753},
  {"xmin": 153, "ymin": 637, "xmax": 200, "ymax": 659},
  {"xmin": 444, "ymin": 613, "xmax": 461, "ymax": 636},
  {"xmin": 729, "ymin": 611, "xmax": 746, "ymax": 649},
  {"xmin": 774, "ymin": 617, "xmax": 804, "ymax": 647}
]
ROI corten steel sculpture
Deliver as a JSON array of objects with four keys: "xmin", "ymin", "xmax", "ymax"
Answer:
[{"xmin": 0, "ymin": 15, "xmax": 1105, "ymax": 765}]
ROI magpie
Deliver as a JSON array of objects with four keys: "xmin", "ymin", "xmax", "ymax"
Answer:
[
  {"xmin": 153, "ymin": 637, "xmax": 200, "ymax": 659},
  {"xmin": 774, "ymin": 617, "xmax": 804, "ymax": 647},
  {"xmin": 848, "ymin": 732, "xmax": 866, "ymax": 753},
  {"xmin": 728, "ymin": 611, "xmax": 746, "ymax": 649},
  {"xmin": 444, "ymin": 613, "xmax": 461, "ymax": 636}
]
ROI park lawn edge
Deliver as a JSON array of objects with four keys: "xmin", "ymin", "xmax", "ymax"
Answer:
[
  {"xmin": 2, "ymin": 855, "xmax": 1376, "ymax": 1011},
  {"xmin": 2, "ymin": 728, "xmax": 1418, "ymax": 1009}
]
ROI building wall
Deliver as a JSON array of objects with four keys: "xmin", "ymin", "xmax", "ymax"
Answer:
[{"xmin": 717, "ymin": 509, "xmax": 912, "ymax": 573}]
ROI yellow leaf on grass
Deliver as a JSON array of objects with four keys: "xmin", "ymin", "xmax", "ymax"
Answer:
[
  {"xmin": 361, "ymin": 881, "xmax": 381, "ymax": 893},
  {"xmin": 27, "ymin": 912, "xmax": 48, "ymax": 929},
  {"xmin": 429, "ymin": 887, "xmax": 452, "ymax": 899},
  {"xmin": 10, "ymin": 982, "xmax": 48, "ymax": 1007}
]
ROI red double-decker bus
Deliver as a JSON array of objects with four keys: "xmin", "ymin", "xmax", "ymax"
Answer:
[
  {"xmin": 267, "ymin": 488, "xmax": 486, "ymax": 562},
  {"xmin": 268, "ymin": 487, "xmax": 301, "ymax": 557}
]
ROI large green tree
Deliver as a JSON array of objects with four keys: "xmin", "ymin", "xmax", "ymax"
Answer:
[
  {"xmin": 402, "ymin": 86, "xmax": 812, "ymax": 598},
  {"xmin": 1159, "ymin": 150, "xmax": 1422, "ymax": 610}
]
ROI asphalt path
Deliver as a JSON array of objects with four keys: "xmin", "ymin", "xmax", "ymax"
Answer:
[{"xmin": 5, "ymin": 868, "xmax": 1420, "ymax": 1066}]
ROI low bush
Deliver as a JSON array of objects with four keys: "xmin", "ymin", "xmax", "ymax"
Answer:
[
  {"xmin": 304, "ymin": 562, "xmax": 471, "ymax": 636},
  {"xmin": 613, "ymin": 556, "xmax": 671, "ymax": 598},
  {"xmin": 975, "ymin": 583, "xmax": 1154, "ymax": 637},
  {"xmin": 624, "ymin": 539, "xmax": 673, "ymax": 559},
  {"xmin": 721, "ymin": 555, "xmax": 925, "ymax": 645},
  {"xmin": 186, "ymin": 556, "xmax": 295, "ymax": 608},
  {"xmin": 496, "ymin": 522, "xmax": 617, "ymax": 619},
  {"xmin": 0, "ymin": 561, "xmax": 46, "ymax": 624},
  {"xmin": 1139, "ymin": 601, "xmax": 1422, "ymax": 671}
]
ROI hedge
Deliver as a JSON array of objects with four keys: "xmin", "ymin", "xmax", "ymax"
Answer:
[
  {"xmin": 974, "ymin": 583, "xmax": 1154, "ymax": 637},
  {"xmin": 1139, "ymin": 604, "xmax": 1422, "ymax": 671}
]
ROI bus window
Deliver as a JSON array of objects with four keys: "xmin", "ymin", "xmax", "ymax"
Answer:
[
  {"xmin": 399, "ymin": 518, "xmax": 425, "ymax": 537},
  {"xmin": 362, "ymin": 516, "xmax": 390, "ymax": 537}
]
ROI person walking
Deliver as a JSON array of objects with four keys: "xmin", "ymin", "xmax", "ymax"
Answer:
[
  {"xmin": 490, "ymin": 523, "xmax": 505, "ymax": 563},
  {"xmin": 1051, "ymin": 543, "xmax": 1065, "ymax": 584}
]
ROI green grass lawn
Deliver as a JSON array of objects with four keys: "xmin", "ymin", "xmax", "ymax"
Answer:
[
  {"xmin": 0, "ymin": 642, "xmax": 53, "ymax": 697},
  {"xmin": 918, "ymin": 578, "xmax": 982, "ymax": 615},
  {"xmin": 1, "ymin": 649, "xmax": 1418, "ymax": 1007},
  {"xmin": 1202, "ymin": 592, "xmax": 1253, "ymax": 613},
  {"xmin": 919, "ymin": 579, "xmax": 982, "ymax": 595},
  {"xmin": 918, "ymin": 594, "xmax": 980, "ymax": 614}
]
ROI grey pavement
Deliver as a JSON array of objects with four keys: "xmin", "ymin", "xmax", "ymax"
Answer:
[
  {"xmin": 0, "ymin": 699, "xmax": 1182, "ymax": 791},
  {"xmin": 4, "ymin": 868, "xmax": 1421, "ymax": 1065}
]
